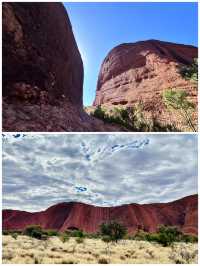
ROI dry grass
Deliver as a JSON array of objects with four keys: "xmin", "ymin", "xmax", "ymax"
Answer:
[{"xmin": 2, "ymin": 235, "xmax": 198, "ymax": 264}]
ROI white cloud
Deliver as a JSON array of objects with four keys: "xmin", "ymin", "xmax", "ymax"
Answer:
[{"xmin": 2, "ymin": 134, "xmax": 197, "ymax": 211}]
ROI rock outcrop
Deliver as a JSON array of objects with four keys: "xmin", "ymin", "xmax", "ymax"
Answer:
[
  {"xmin": 94, "ymin": 40, "xmax": 197, "ymax": 130},
  {"xmin": 2, "ymin": 2, "xmax": 122, "ymax": 132},
  {"xmin": 3, "ymin": 194, "xmax": 198, "ymax": 235}
]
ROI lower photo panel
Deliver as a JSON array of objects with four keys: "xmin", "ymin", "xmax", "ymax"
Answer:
[{"xmin": 2, "ymin": 133, "xmax": 198, "ymax": 264}]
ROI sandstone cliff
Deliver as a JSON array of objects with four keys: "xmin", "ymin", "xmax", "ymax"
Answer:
[
  {"xmin": 94, "ymin": 40, "xmax": 197, "ymax": 130},
  {"xmin": 3, "ymin": 194, "xmax": 198, "ymax": 235},
  {"xmin": 2, "ymin": 3, "xmax": 122, "ymax": 132}
]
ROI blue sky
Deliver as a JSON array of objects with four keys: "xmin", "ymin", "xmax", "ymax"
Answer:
[
  {"xmin": 64, "ymin": 2, "xmax": 198, "ymax": 106},
  {"xmin": 2, "ymin": 134, "xmax": 197, "ymax": 211}
]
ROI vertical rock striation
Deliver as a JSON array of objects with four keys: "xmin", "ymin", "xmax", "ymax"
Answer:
[{"xmin": 3, "ymin": 194, "xmax": 198, "ymax": 235}]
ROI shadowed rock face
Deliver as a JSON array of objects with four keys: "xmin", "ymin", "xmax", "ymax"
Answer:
[
  {"xmin": 2, "ymin": 2, "xmax": 122, "ymax": 132},
  {"xmin": 94, "ymin": 40, "xmax": 198, "ymax": 129},
  {"xmin": 3, "ymin": 194, "xmax": 198, "ymax": 235},
  {"xmin": 3, "ymin": 2, "xmax": 83, "ymax": 105}
]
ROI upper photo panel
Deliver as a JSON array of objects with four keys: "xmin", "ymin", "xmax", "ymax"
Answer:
[{"xmin": 2, "ymin": 2, "xmax": 198, "ymax": 132}]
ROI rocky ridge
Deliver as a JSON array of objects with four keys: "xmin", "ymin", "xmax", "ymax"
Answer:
[
  {"xmin": 3, "ymin": 194, "xmax": 198, "ymax": 235},
  {"xmin": 94, "ymin": 40, "xmax": 197, "ymax": 130}
]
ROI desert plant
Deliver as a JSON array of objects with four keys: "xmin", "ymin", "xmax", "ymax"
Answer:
[
  {"xmin": 71, "ymin": 229, "xmax": 85, "ymax": 238},
  {"xmin": 76, "ymin": 237, "xmax": 84, "ymax": 244},
  {"xmin": 100, "ymin": 221, "xmax": 127, "ymax": 242},
  {"xmin": 180, "ymin": 234, "xmax": 198, "ymax": 243},
  {"xmin": 92, "ymin": 103, "xmax": 178, "ymax": 132},
  {"xmin": 24, "ymin": 225, "xmax": 44, "ymax": 240},
  {"xmin": 163, "ymin": 88, "xmax": 196, "ymax": 131},
  {"xmin": 45, "ymin": 229, "xmax": 59, "ymax": 237},
  {"xmin": 93, "ymin": 105, "xmax": 107, "ymax": 120},
  {"xmin": 156, "ymin": 225, "xmax": 181, "ymax": 247},
  {"xmin": 98, "ymin": 257, "xmax": 109, "ymax": 264},
  {"xmin": 102, "ymin": 235, "xmax": 112, "ymax": 243},
  {"xmin": 11, "ymin": 232, "xmax": 18, "ymax": 240},
  {"xmin": 60, "ymin": 234, "xmax": 69, "ymax": 243},
  {"xmin": 179, "ymin": 58, "xmax": 198, "ymax": 82}
]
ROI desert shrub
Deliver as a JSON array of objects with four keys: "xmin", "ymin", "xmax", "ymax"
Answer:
[
  {"xmin": 92, "ymin": 104, "xmax": 178, "ymax": 132},
  {"xmin": 134, "ymin": 230, "xmax": 147, "ymax": 241},
  {"xmin": 71, "ymin": 229, "xmax": 85, "ymax": 238},
  {"xmin": 61, "ymin": 260, "xmax": 75, "ymax": 264},
  {"xmin": 92, "ymin": 105, "xmax": 107, "ymax": 120},
  {"xmin": 102, "ymin": 235, "xmax": 112, "ymax": 243},
  {"xmin": 155, "ymin": 226, "xmax": 181, "ymax": 246},
  {"xmin": 76, "ymin": 237, "xmax": 84, "ymax": 244},
  {"xmin": 11, "ymin": 232, "xmax": 18, "ymax": 239},
  {"xmin": 45, "ymin": 229, "xmax": 59, "ymax": 237},
  {"xmin": 179, "ymin": 58, "xmax": 198, "ymax": 82},
  {"xmin": 60, "ymin": 234, "xmax": 69, "ymax": 243},
  {"xmin": 24, "ymin": 225, "xmax": 44, "ymax": 240},
  {"xmin": 180, "ymin": 234, "xmax": 198, "ymax": 243},
  {"xmin": 134, "ymin": 226, "xmax": 198, "ymax": 246},
  {"xmin": 163, "ymin": 88, "xmax": 196, "ymax": 131},
  {"xmin": 98, "ymin": 257, "xmax": 109, "ymax": 264},
  {"xmin": 100, "ymin": 221, "xmax": 127, "ymax": 242}
]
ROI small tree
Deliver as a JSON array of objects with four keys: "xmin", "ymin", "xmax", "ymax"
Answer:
[
  {"xmin": 157, "ymin": 225, "xmax": 181, "ymax": 247},
  {"xmin": 100, "ymin": 221, "xmax": 127, "ymax": 242},
  {"xmin": 24, "ymin": 225, "xmax": 44, "ymax": 239},
  {"xmin": 163, "ymin": 88, "xmax": 196, "ymax": 131}
]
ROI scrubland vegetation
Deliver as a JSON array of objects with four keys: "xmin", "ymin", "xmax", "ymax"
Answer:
[{"xmin": 2, "ymin": 223, "xmax": 198, "ymax": 264}]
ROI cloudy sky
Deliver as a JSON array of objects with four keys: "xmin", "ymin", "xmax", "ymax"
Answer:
[{"xmin": 2, "ymin": 134, "xmax": 197, "ymax": 212}]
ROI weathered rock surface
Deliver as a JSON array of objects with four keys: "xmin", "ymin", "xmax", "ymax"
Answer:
[
  {"xmin": 94, "ymin": 40, "xmax": 198, "ymax": 130},
  {"xmin": 2, "ymin": 2, "xmax": 122, "ymax": 132},
  {"xmin": 3, "ymin": 194, "xmax": 198, "ymax": 235}
]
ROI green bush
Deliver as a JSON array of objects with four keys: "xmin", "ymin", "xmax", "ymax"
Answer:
[
  {"xmin": 60, "ymin": 234, "xmax": 69, "ymax": 243},
  {"xmin": 181, "ymin": 234, "xmax": 198, "ymax": 243},
  {"xmin": 133, "ymin": 226, "xmax": 197, "ymax": 246},
  {"xmin": 102, "ymin": 235, "xmax": 112, "ymax": 243},
  {"xmin": 11, "ymin": 232, "xmax": 18, "ymax": 240},
  {"xmin": 45, "ymin": 229, "xmax": 59, "ymax": 237},
  {"xmin": 70, "ymin": 229, "xmax": 85, "ymax": 238},
  {"xmin": 156, "ymin": 226, "xmax": 181, "ymax": 246},
  {"xmin": 163, "ymin": 88, "xmax": 196, "ymax": 131},
  {"xmin": 92, "ymin": 104, "xmax": 179, "ymax": 132},
  {"xmin": 24, "ymin": 225, "xmax": 44, "ymax": 240},
  {"xmin": 100, "ymin": 221, "xmax": 127, "ymax": 242},
  {"xmin": 179, "ymin": 58, "xmax": 198, "ymax": 82}
]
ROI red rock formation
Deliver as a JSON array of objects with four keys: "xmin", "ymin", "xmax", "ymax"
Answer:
[
  {"xmin": 3, "ymin": 194, "xmax": 198, "ymax": 235},
  {"xmin": 2, "ymin": 2, "xmax": 122, "ymax": 132},
  {"xmin": 94, "ymin": 40, "xmax": 198, "ymax": 129}
]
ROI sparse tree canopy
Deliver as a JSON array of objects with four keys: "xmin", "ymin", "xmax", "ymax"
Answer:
[
  {"xmin": 100, "ymin": 221, "xmax": 127, "ymax": 242},
  {"xmin": 163, "ymin": 88, "xmax": 196, "ymax": 131}
]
